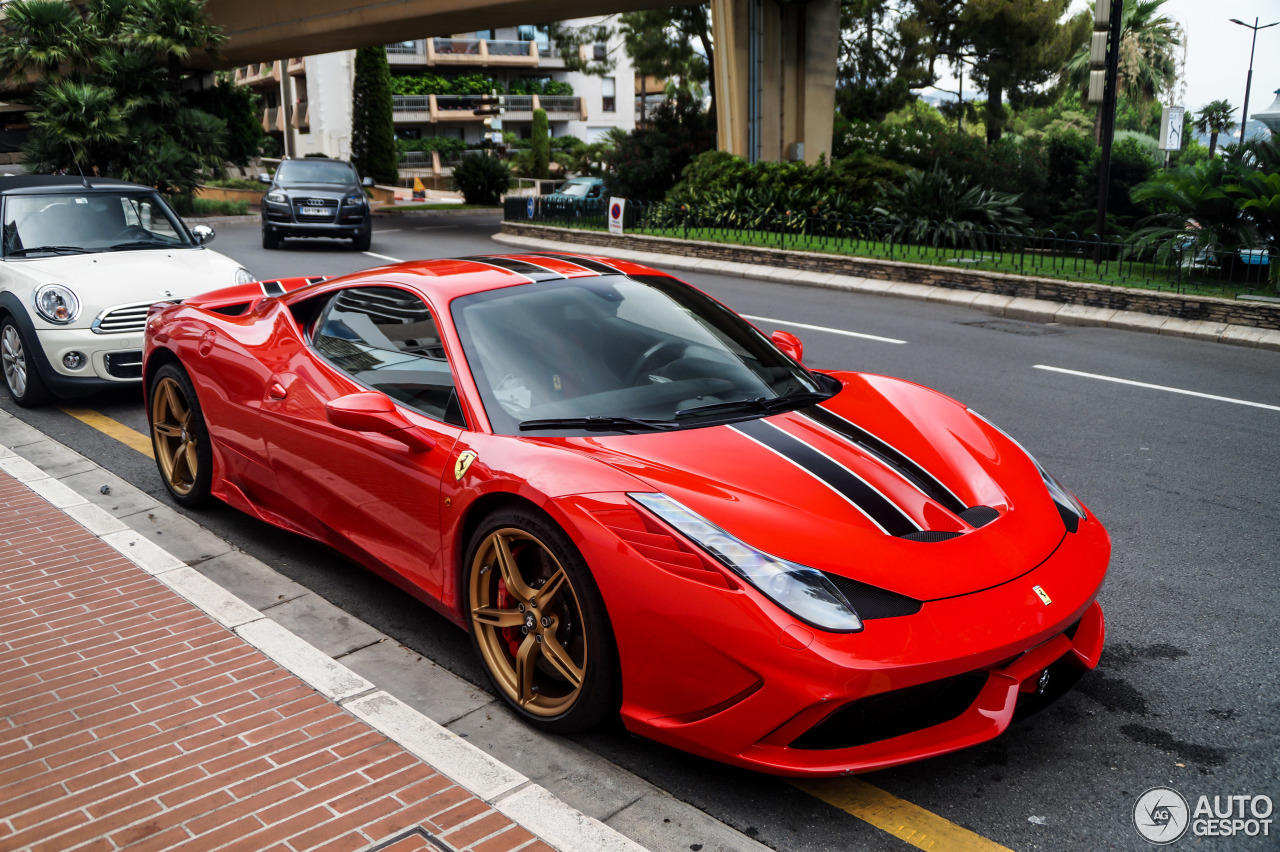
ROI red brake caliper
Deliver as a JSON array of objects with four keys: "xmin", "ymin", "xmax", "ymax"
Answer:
[{"xmin": 497, "ymin": 580, "xmax": 522, "ymax": 657}]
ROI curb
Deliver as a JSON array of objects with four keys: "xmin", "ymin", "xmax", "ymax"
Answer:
[
  {"xmin": 0, "ymin": 432, "xmax": 649, "ymax": 852},
  {"xmin": 490, "ymin": 233, "xmax": 1280, "ymax": 353}
]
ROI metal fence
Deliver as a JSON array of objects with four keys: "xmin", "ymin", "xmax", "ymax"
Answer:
[{"xmin": 503, "ymin": 198, "xmax": 1278, "ymax": 298}]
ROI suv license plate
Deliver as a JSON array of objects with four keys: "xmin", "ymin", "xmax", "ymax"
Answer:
[{"xmin": 300, "ymin": 206, "xmax": 328, "ymax": 216}]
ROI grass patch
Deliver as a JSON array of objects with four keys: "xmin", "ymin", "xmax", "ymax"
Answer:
[
  {"xmin": 533, "ymin": 219, "xmax": 1269, "ymax": 299},
  {"xmin": 205, "ymin": 178, "xmax": 265, "ymax": 191},
  {"xmin": 172, "ymin": 197, "xmax": 250, "ymax": 217}
]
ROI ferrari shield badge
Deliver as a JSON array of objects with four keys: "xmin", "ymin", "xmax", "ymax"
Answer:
[
  {"xmin": 1033, "ymin": 585, "xmax": 1052, "ymax": 605},
  {"xmin": 454, "ymin": 450, "xmax": 478, "ymax": 481}
]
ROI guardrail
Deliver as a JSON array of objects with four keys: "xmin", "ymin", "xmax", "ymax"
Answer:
[{"xmin": 503, "ymin": 198, "xmax": 1278, "ymax": 297}]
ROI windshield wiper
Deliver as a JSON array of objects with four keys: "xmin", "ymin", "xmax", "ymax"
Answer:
[
  {"xmin": 675, "ymin": 389, "xmax": 833, "ymax": 419},
  {"xmin": 107, "ymin": 240, "xmax": 168, "ymax": 251},
  {"xmin": 519, "ymin": 415, "xmax": 678, "ymax": 433},
  {"xmin": 8, "ymin": 245, "xmax": 91, "ymax": 256}
]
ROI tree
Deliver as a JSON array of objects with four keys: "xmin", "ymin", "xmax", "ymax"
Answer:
[
  {"xmin": 187, "ymin": 74, "xmax": 265, "ymax": 166},
  {"xmin": 1192, "ymin": 100, "xmax": 1236, "ymax": 159},
  {"xmin": 605, "ymin": 92, "xmax": 715, "ymax": 202},
  {"xmin": 618, "ymin": 6, "xmax": 713, "ymax": 102},
  {"xmin": 834, "ymin": 0, "xmax": 937, "ymax": 121},
  {"xmin": 955, "ymin": 0, "xmax": 1088, "ymax": 143},
  {"xmin": 351, "ymin": 45, "xmax": 398, "ymax": 185},
  {"xmin": 1, "ymin": 0, "xmax": 228, "ymax": 198},
  {"xmin": 530, "ymin": 108, "xmax": 550, "ymax": 180},
  {"xmin": 546, "ymin": 19, "xmax": 616, "ymax": 75},
  {"xmin": 1065, "ymin": 0, "xmax": 1184, "ymax": 129}
]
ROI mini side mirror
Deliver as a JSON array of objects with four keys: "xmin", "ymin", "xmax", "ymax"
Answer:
[
  {"xmin": 190, "ymin": 224, "xmax": 215, "ymax": 245},
  {"xmin": 361, "ymin": 176, "xmax": 375, "ymax": 187},
  {"xmin": 325, "ymin": 392, "xmax": 435, "ymax": 452},
  {"xmin": 258, "ymin": 173, "xmax": 272, "ymax": 184},
  {"xmin": 771, "ymin": 330, "xmax": 804, "ymax": 363}
]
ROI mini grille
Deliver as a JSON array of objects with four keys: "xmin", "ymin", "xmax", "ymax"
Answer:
[
  {"xmin": 104, "ymin": 351, "xmax": 143, "ymax": 379},
  {"xmin": 92, "ymin": 302, "xmax": 152, "ymax": 334}
]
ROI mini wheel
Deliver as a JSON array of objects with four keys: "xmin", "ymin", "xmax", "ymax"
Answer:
[
  {"xmin": 1, "ymin": 318, "xmax": 51, "ymax": 407},
  {"xmin": 149, "ymin": 363, "xmax": 213, "ymax": 507},
  {"xmin": 465, "ymin": 507, "xmax": 619, "ymax": 733}
]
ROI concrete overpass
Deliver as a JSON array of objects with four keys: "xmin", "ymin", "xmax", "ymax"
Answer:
[{"xmin": 204, "ymin": 0, "xmax": 838, "ymax": 164}]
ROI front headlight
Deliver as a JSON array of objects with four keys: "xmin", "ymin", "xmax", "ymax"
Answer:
[
  {"xmin": 34, "ymin": 283, "xmax": 80, "ymax": 324},
  {"xmin": 967, "ymin": 409, "xmax": 1087, "ymax": 527},
  {"xmin": 266, "ymin": 191, "xmax": 287, "ymax": 203},
  {"xmin": 233, "ymin": 267, "xmax": 255, "ymax": 285},
  {"xmin": 343, "ymin": 193, "xmax": 366, "ymax": 206},
  {"xmin": 630, "ymin": 492, "xmax": 863, "ymax": 632}
]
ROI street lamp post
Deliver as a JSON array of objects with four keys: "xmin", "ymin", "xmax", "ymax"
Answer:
[{"xmin": 1230, "ymin": 17, "xmax": 1280, "ymax": 147}]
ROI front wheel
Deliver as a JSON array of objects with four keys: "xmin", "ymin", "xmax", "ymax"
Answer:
[
  {"xmin": 351, "ymin": 228, "xmax": 371, "ymax": 252},
  {"xmin": 261, "ymin": 228, "xmax": 280, "ymax": 250},
  {"xmin": 1, "ymin": 318, "xmax": 51, "ymax": 407},
  {"xmin": 465, "ymin": 507, "xmax": 619, "ymax": 733},
  {"xmin": 149, "ymin": 363, "xmax": 213, "ymax": 507}
]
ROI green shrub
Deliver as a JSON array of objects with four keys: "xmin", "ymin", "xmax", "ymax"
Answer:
[
  {"xmin": 351, "ymin": 46, "xmax": 398, "ymax": 185},
  {"xmin": 530, "ymin": 108, "xmax": 550, "ymax": 180},
  {"xmin": 449, "ymin": 153, "xmax": 512, "ymax": 205},
  {"xmin": 396, "ymin": 136, "xmax": 468, "ymax": 155},
  {"xmin": 205, "ymin": 178, "xmax": 264, "ymax": 190},
  {"xmin": 171, "ymin": 197, "xmax": 249, "ymax": 216},
  {"xmin": 605, "ymin": 93, "xmax": 715, "ymax": 202},
  {"xmin": 874, "ymin": 163, "xmax": 1032, "ymax": 245}
]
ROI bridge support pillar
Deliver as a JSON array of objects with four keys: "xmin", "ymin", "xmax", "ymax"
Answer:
[{"xmin": 710, "ymin": 0, "xmax": 838, "ymax": 165}]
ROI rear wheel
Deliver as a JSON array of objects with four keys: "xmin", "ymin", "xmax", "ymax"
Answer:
[
  {"xmin": 465, "ymin": 507, "xmax": 618, "ymax": 733},
  {"xmin": 149, "ymin": 363, "xmax": 213, "ymax": 507},
  {"xmin": 1, "ymin": 318, "xmax": 51, "ymax": 407}
]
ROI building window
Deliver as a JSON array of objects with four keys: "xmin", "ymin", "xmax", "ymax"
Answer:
[
  {"xmin": 475, "ymin": 30, "xmax": 496, "ymax": 40},
  {"xmin": 593, "ymin": 43, "xmax": 608, "ymax": 61},
  {"xmin": 601, "ymin": 77, "xmax": 616, "ymax": 113}
]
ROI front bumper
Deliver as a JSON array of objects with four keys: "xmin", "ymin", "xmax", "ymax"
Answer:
[
  {"xmin": 261, "ymin": 202, "xmax": 369, "ymax": 239},
  {"xmin": 556, "ymin": 493, "xmax": 1110, "ymax": 777}
]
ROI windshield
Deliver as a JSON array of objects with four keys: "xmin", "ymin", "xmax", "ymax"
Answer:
[
  {"xmin": 451, "ymin": 274, "xmax": 830, "ymax": 435},
  {"xmin": 3, "ymin": 191, "xmax": 193, "ymax": 257},
  {"xmin": 275, "ymin": 160, "xmax": 358, "ymax": 185},
  {"xmin": 557, "ymin": 182, "xmax": 594, "ymax": 198}
]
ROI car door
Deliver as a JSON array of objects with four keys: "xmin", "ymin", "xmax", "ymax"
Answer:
[{"xmin": 260, "ymin": 284, "xmax": 465, "ymax": 599}]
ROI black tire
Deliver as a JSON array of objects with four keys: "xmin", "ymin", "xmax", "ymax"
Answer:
[
  {"xmin": 148, "ymin": 362, "xmax": 213, "ymax": 507},
  {"xmin": 352, "ymin": 228, "xmax": 371, "ymax": 252},
  {"xmin": 1, "ymin": 318, "xmax": 51, "ymax": 407},
  {"xmin": 465, "ymin": 506, "xmax": 619, "ymax": 733},
  {"xmin": 261, "ymin": 228, "xmax": 280, "ymax": 250}
]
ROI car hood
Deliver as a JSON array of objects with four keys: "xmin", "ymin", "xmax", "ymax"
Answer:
[
  {"xmin": 552, "ymin": 372, "xmax": 1069, "ymax": 600},
  {"xmin": 8, "ymin": 248, "xmax": 244, "ymax": 314},
  {"xmin": 272, "ymin": 184, "xmax": 355, "ymax": 197}
]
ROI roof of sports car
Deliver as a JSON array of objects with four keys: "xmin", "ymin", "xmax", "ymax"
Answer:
[{"xmin": 335, "ymin": 253, "xmax": 655, "ymax": 301}]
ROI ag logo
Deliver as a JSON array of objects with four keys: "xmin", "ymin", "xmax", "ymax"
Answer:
[
  {"xmin": 1134, "ymin": 787, "xmax": 1189, "ymax": 844},
  {"xmin": 453, "ymin": 450, "xmax": 477, "ymax": 481}
]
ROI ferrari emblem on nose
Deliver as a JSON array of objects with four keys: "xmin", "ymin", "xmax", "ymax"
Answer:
[
  {"xmin": 454, "ymin": 450, "xmax": 477, "ymax": 481},
  {"xmin": 1033, "ymin": 585, "xmax": 1052, "ymax": 605}
]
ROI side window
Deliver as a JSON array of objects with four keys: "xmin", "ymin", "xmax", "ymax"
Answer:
[{"xmin": 312, "ymin": 286, "xmax": 465, "ymax": 426}]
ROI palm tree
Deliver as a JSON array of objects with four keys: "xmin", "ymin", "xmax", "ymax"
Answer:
[
  {"xmin": 1193, "ymin": 100, "xmax": 1237, "ymax": 158},
  {"xmin": 1066, "ymin": 0, "xmax": 1184, "ymax": 129}
]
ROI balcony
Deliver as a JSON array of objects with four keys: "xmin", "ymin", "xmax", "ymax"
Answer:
[
  {"xmin": 261, "ymin": 106, "xmax": 285, "ymax": 133},
  {"xmin": 287, "ymin": 57, "xmax": 306, "ymax": 76},
  {"xmin": 236, "ymin": 61, "xmax": 281, "ymax": 88},
  {"xmin": 385, "ymin": 38, "xmax": 540, "ymax": 68},
  {"xmin": 291, "ymin": 101, "xmax": 309, "ymax": 130},
  {"xmin": 392, "ymin": 94, "xmax": 584, "ymax": 124}
]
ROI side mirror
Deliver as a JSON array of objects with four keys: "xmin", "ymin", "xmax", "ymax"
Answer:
[
  {"xmin": 258, "ymin": 173, "xmax": 272, "ymax": 184},
  {"xmin": 361, "ymin": 176, "xmax": 375, "ymax": 187},
  {"xmin": 190, "ymin": 224, "xmax": 215, "ymax": 245},
  {"xmin": 770, "ymin": 330, "xmax": 804, "ymax": 363},
  {"xmin": 325, "ymin": 392, "xmax": 435, "ymax": 452}
]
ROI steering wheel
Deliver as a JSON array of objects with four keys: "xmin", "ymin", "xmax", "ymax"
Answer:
[
  {"xmin": 625, "ymin": 340, "xmax": 687, "ymax": 385},
  {"xmin": 113, "ymin": 225, "xmax": 154, "ymax": 241}
]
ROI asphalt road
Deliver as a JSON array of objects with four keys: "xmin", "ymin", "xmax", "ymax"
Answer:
[{"xmin": 5, "ymin": 214, "xmax": 1278, "ymax": 852}]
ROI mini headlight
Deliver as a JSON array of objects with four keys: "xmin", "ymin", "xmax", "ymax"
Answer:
[
  {"xmin": 233, "ymin": 267, "xmax": 255, "ymax": 285},
  {"xmin": 34, "ymin": 283, "xmax": 80, "ymax": 324},
  {"xmin": 967, "ymin": 409, "xmax": 1087, "ymax": 523},
  {"xmin": 266, "ymin": 191, "xmax": 287, "ymax": 203},
  {"xmin": 629, "ymin": 492, "xmax": 863, "ymax": 632}
]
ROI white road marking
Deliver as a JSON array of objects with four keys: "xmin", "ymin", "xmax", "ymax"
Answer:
[
  {"xmin": 1034, "ymin": 364, "xmax": 1280, "ymax": 412},
  {"xmin": 363, "ymin": 251, "xmax": 404, "ymax": 262},
  {"xmin": 373, "ymin": 228, "xmax": 401, "ymax": 234},
  {"xmin": 415, "ymin": 224, "xmax": 458, "ymax": 230},
  {"xmin": 742, "ymin": 314, "xmax": 907, "ymax": 345}
]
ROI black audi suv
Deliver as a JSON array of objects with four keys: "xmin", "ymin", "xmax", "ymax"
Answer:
[{"xmin": 259, "ymin": 158, "xmax": 375, "ymax": 250}]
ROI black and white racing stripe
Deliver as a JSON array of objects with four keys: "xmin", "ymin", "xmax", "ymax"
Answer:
[
  {"xmin": 460, "ymin": 255, "xmax": 566, "ymax": 282},
  {"xmin": 801, "ymin": 406, "xmax": 967, "ymax": 514},
  {"xmin": 521, "ymin": 253, "xmax": 623, "ymax": 275},
  {"xmin": 260, "ymin": 280, "xmax": 286, "ymax": 296},
  {"xmin": 729, "ymin": 418, "xmax": 920, "ymax": 537}
]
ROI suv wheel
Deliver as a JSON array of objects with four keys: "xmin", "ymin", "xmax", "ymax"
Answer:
[{"xmin": 262, "ymin": 228, "xmax": 280, "ymax": 250}]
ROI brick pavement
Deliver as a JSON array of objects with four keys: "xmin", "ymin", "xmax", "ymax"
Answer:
[{"xmin": 0, "ymin": 468, "xmax": 552, "ymax": 852}]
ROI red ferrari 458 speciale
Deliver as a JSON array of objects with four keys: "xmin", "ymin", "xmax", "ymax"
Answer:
[{"xmin": 142, "ymin": 252, "xmax": 1109, "ymax": 776}]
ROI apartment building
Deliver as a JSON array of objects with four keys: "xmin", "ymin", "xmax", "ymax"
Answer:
[{"xmin": 233, "ymin": 20, "xmax": 640, "ymax": 161}]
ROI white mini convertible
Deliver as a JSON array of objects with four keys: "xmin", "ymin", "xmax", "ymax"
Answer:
[{"xmin": 0, "ymin": 175, "xmax": 253, "ymax": 406}]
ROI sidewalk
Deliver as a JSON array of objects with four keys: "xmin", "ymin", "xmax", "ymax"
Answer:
[{"xmin": 0, "ymin": 456, "xmax": 636, "ymax": 852}]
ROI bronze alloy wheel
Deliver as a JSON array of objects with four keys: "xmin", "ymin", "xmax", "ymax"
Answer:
[
  {"xmin": 469, "ymin": 527, "xmax": 590, "ymax": 718},
  {"xmin": 151, "ymin": 375, "xmax": 199, "ymax": 497}
]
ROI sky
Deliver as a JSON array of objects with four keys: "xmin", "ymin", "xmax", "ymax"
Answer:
[{"xmin": 928, "ymin": 0, "xmax": 1280, "ymax": 127}]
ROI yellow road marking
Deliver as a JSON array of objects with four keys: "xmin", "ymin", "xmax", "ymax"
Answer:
[
  {"xmin": 60, "ymin": 408, "xmax": 154, "ymax": 459},
  {"xmin": 791, "ymin": 777, "xmax": 1017, "ymax": 852}
]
